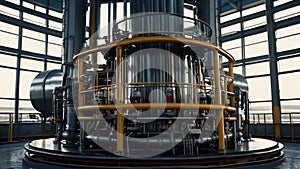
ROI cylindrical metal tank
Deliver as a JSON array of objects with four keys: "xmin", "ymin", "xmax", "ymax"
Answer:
[{"xmin": 30, "ymin": 69, "xmax": 63, "ymax": 117}]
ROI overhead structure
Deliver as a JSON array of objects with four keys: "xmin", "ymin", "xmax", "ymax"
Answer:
[{"xmin": 24, "ymin": 0, "xmax": 284, "ymax": 168}]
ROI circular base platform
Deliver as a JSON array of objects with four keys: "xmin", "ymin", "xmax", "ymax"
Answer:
[{"xmin": 23, "ymin": 138, "xmax": 284, "ymax": 169}]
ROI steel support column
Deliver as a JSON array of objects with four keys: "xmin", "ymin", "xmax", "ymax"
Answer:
[
  {"xmin": 266, "ymin": 0, "xmax": 281, "ymax": 139},
  {"xmin": 14, "ymin": 0, "xmax": 24, "ymax": 123}
]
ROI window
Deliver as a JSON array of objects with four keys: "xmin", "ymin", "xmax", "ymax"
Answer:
[
  {"xmin": 19, "ymin": 71, "xmax": 39, "ymax": 99},
  {"xmin": 0, "ymin": 54, "xmax": 16, "ymax": 67},
  {"xmin": 0, "ymin": 68, "xmax": 16, "ymax": 98},
  {"xmin": 47, "ymin": 62, "xmax": 61, "ymax": 70},
  {"xmin": 246, "ymin": 62, "xmax": 269, "ymax": 77},
  {"xmin": 242, "ymin": 4, "xmax": 265, "ymax": 17},
  {"xmin": 220, "ymin": 12, "xmax": 239, "ymax": 23},
  {"xmin": 221, "ymin": 23, "xmax": 240, "ymax": 36},
  {"xmin": 279, "ymin": 72, "xmax": 300, "ymax": 99},
  {"xmin": 247, "ymin": 76, "xmax": 271, "ymax": 101},
  {"xmin": 0, "ymin": 4, "xmax": 19, "ymax": 19},
  {"xmin": 244, "ymin": 32, "xmax": 268, "ymax": 45},
  {"xmin": 243, "ymin": 16, "xmax": 266, "ymax": 30},
  {"xmin": 274, "ymin": 5, "xmax": 300, "ymax": 21},
  {"xmin": 277, "ymin": 34, "xmax": 300, "ymax": 52},
  {"xmin": 278, "ymin": 57, "xmax": 300, "ymax": 73},
  {"xmin": 23, "ymin": 12, "xmax": 46, "ymax": 27},
  {"xmin": 21, "ymin": 58, "xmax": 44, "ymax": 71},
  {"xmin": 0, "ymin": 21, "xmax": 19, "ymax": 49},
  {"xmin": 245, "ymin": 40, "xmax": 269, "ymax": 58}
]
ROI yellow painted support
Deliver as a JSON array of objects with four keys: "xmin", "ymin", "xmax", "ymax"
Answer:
[
  {"xmin": 116, "ymin": 45, "xmax": 124, "ymax": 152},
  {"xmin": 214, "ymin": 51, "xmax": 225, "ymax": 151},
  {"xmin": 8, "ymin": 114, "xmax": 13, "ymax": 142},
  {"xmin": 77, "ymin": 57, "xmax": 84, "ymax": 117},
  {"xmin": 228, "ymin": 61, "xmax": 235, "ymax": 108},
  {"xmin": 273, "ymin": 106, "xmax": 281, "ymax": 139}
]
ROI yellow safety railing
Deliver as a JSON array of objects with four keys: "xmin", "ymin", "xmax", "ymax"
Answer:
[
  {"xmin": 74, "ymin": 36, "xmax": 236, "ymax": 151},
  {"xmin": 0, "ymin": 112, "xmax": 48, "ymax": 143},
  {"xmin": 0, "ymin": 112, "xmax": 14, "ymax": 142},
  {"xmin": 250, "ymin": 112, "xmax": 300, "ymax": 142}
]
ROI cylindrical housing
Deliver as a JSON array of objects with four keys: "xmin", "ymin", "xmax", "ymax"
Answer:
[{"xmin": 30, "ymin": 70, "xmax": 63, "ymax": 117}]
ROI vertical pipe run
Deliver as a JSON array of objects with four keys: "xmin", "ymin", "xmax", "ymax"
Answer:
[
  {"xmin": 116, "ymin": 46, "xmax": 124, "ymax": 152},
  {"xmin": 214, "ymin": 51, "xmax": 225, "ymax": 151},
  {"xmin": 62, "ymin": 0, "xmax": 86, "ymax": 142},
  {"xmin": 228, "ymin": 61, "xmax": 235, "ymax": 107},
  {"xmin": 266, "ymin": 0, "xmax": 281, "ymax": 139}
]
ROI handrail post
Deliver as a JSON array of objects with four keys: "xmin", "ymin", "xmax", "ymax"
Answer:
[
  {"xmin": 257, "ymin": 114, "xmax": 260, "ymax": 136},
  {"xmin": 8, "ymin": 113, "xmax": 13, "ymax": 142},
  {"xmin": 290, "ymin": 113, "xmax": 294, "ymax": 142},
  {"xmin": 264, "ymin": 114, "xmax": 266, "ymax": 137}
]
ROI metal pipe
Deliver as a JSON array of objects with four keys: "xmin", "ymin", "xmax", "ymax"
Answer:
[
  {"xmin": 62, "ymin": 0, "xmax": 87, "ymax": 142},
  {"xmin": 213, "ymin": 50, "xmax": 225, "ymax": 150},
  {"xmin": 78, "ymin": 103, "xmax": 236, "ymax": 112},
  {"xmin": 116, "ymin": 45, "xmax": 124, "ymax": 152}
]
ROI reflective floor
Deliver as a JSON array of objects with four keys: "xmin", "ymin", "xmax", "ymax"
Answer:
[{"xmin": 0, "ymin": 139, "xmax": 299, "ymax": 169}]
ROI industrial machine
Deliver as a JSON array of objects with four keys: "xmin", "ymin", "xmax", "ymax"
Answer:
[{"xmin": 24, "ymin": 0, "xmax": 284, "ymax": 168}]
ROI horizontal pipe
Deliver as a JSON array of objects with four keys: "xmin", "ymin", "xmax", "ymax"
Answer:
[
  {"xmin": 86, "ymin": 133, "xmax": 233, "ymax": 147},
  {"xmin": 77, "ymin": 103, "xmax": 236, "ymax": 112},
  {"xmin": 73, "ymin": 36, "xmax": 235, "ymax": 63}
]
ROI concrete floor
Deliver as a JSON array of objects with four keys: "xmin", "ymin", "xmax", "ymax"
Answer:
[{"xmin": 0, "ymin": 140, "xmax": 299, "ymax": 169}]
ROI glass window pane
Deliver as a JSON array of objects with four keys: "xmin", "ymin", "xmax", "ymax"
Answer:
[
  {"xmin": 245, "ymin": 32, "xmax": 268, "ymax": 45},
  {"xmin": 21, "ymin": 58, "xmax": 44, "ymax": 71},
  {"xmin": 233, "ymin": 66, "xmax": 243, "ymax": 75},
  {"xmin": 0, "ymin": 54, "xmax": 16, "ymax": 67},
  {"xmin": 49, "ymin": 9, "xmax": 63, "ymax": 18},
  {"xmin": 246, "ymin": 62, "xmax": 269, "ymax": 76},
  {"xmin": 249, "ymin": 102, "xmax": 272, "ymax": 114},
  {"xmin": 19, "ymin": 100, "xmax": 39, "ymax": 114},
  {"xmin": 245, "ymin": 41, "xmax": 269, "ymax": 58},
  {"xmin": 274, "ymin": 5, "xmax": 300, "ymax": 21},
  {"xmin": 220, "ymin": 12, "xmax": 240, "ymax": 23},
  {"xmin": 19, "ymin": 71, "xmax": 39, "ymax": 99},
  {"xmin": 0, "ymin": 68, "xmax": 15, "ymax": 98},
  {"xmin": 279, "ymin": 72, "xmax": 300, "ymax": 99},
  {"xmin": 227, "ymin": 48, "xmax": 242, "ymax": 60},
  {"xmin": 242, "ymin": 4, "xmax": 265, "ymax": 17},
  {"xmin": 49, "ymin": 20, "xmax": 62, "ymax": 31},
  {"xmin": 221, "ymin": 23, "xmax": 240, "ymax": 36},
  {"xmin": 274, "ymin": 0, "xmax": 293, "ymax": 7},
  {"xmin": 35, "ymin": 5, "xmax": 46, "ymax": 14},
  {"xmin": 23, "ymin": 13, "xmax": 46, "ymax": 27},
  {"xmin": 48, "ymin": 43, "xmax": 62, "ymax": 57},
  {"xmin": 0, "ymin": 99, "xmax": 15, "ymax": 111},
  {"xmin": 244, "ymin": 16, "xmax": 266, "ymax": 30},
  {"xmin": 48, "ymin": 35, "xmax": 62, "ymax": 44},
  {"xmin": 6, "ymin": 0, "xmax": 19, "ymax": 5},
  {"xmin": 0, "ymin": 21, "xmax": 19, "ymax": 34},
  {"xmin": 276, "ymin": 24, "xmax": 300, "ymax": 39},
  {"xmin": 277, "ymin": 34, "xmax": 300, "ymax": 52},
  {"xmin": 0, "ymin": 5, "xmax": 19, "ymax": 19},
  {"xmin": 281, "ymin": 100, "xmax": 300, "ymax": 114},
  {"xmin": 278, "ymin": 57, "xmax": 300, "ymax": 73},
  {"xmin": 0, "ymin": 99, "xmax": 15, "ymax": 122},
  {"xmin": 22, "ymin": 37, "xmax": 45, "ymax": 54},
  {"xmin": 247, "ymin": 76, "xmax": 271, "ymax": 101},
  {"xmin": 47, "ymin": 62, "xmax": 61, "ymax": 70},
  {"xmin": 23, "ymin": 28, "xmax": 45, "ymax": 41},
  {"xmin": 0, "ymin": 31, "xmax": 18, "ymax": 49},
  {"xmin": 221, "ymin": 39, "xmax": 241, "ymax": 49},
  {"xmin": 22, "ymin": 1, "xmax": 34, "ymax": 9}
]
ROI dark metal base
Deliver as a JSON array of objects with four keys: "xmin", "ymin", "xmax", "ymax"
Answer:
[{"xmin": 23, "ymin": 138, "xmax": 284, "ymax": 169}]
